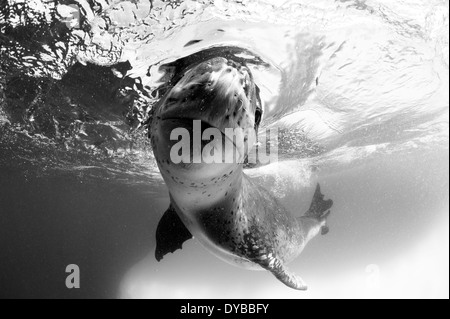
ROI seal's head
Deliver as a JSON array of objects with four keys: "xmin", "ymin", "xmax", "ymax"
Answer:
[
  {"xmin": 158, "ymin": 57, "xmax": 261, "ymax": 134},
  {"xmin": 150, "ymin": 57, "xmax": 262, "ymax": 183}
]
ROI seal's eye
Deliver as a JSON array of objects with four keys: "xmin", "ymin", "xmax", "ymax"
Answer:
[
  {"xmin": 255, "ymin": 108, "xmax": 262, "ymax": 130},
  {"xmin": 254, "ymin": 85, "xmax": 263, "ymax": 130}
]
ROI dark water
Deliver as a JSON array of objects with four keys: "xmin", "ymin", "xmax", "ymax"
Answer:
[
  {"xmin": 0, "ymin": 0, "xmax": 449, "ymax": 298},
  {"xmin": 0, "ymin": 168, "xmax": 166, "ymax": 298}
]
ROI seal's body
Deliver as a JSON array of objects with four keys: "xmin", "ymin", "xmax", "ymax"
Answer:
[{"xmin": 150, "ymin": 53, "xmax": 333, "ymax": 290}]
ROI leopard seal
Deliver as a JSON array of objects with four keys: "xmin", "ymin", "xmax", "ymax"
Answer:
[{"xmin": 149, "ymin": 47, "xmax": 333, "ymax": 290}]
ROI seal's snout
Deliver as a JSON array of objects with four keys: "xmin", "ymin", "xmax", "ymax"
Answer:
[{"xmin": 159, "ymin": 57, "xmax": 258, "ymax": 134}]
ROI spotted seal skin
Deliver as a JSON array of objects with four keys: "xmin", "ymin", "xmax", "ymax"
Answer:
[{"xmin": 150, "ymin": 54, "xmax": 333, "ymax": 290}]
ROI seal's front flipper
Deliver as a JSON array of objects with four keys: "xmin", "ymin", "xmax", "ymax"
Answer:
[
  {"xmin": 256, "ymin": 256, "xmax": 308, "ymax": 291},
  {"xmin": 155, "ymin": 205, "xmax": 193, "ymax": 262}
]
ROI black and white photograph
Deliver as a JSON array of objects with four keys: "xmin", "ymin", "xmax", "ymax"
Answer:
[{"xmin": 0, "ymin": 0, "xmax": 448, "ymax": 301}]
